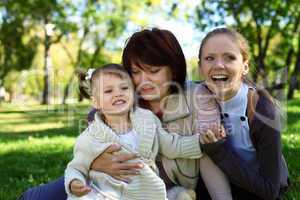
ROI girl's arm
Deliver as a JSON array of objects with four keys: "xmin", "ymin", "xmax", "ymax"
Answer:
[
  {"xmin": 65, "ymin": 128, "xmax": 112, "ymax": 195},
  {"xmin": 154, "ymin": 114, "xmax": 202, "ymax": 159}
]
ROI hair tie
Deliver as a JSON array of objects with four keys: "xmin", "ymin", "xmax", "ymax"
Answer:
[{"xmin": 85, "ymin": 68, "xmax": 95, "ymax": 81}]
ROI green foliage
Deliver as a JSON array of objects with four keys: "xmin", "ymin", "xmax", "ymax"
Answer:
[
  {"xmin": 193, "ymin": 0, "xmax": 300, "ymax": 96},
  {"xmin": 0, "ymin": 0, "xmax": 161, "ymax": 104},
  {"xmin": 0, "ymin": 4, "xmax": 38, "ymax": 84}
]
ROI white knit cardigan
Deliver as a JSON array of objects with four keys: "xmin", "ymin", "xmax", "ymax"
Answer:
[{"xmin": 65, "ymin": 107, "xmax": 202, "ymax": 200}]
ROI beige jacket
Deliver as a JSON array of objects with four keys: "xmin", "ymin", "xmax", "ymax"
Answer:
[
  {"xmin": 65, "ymin": 107, "xmax": 202, "ymax": 200},
  {"xmin": 159, "ymin": 81, "xmax": 219, "ymax": 189}
]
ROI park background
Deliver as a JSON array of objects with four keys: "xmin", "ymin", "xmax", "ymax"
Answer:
[{"xmin": 0, "ymin": 0, "xmax": 299, "ymax": 199}]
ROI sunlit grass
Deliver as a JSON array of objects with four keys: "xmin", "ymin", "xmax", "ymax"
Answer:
[
  {"xmin": 0, "ymin": 101, "xmax": 299, "ymax": 200},
  {"xmin": 281, "ymin": 98, "xmax": 300, "ymax": 199},
  {"xmin": 0, "ymin": 103, "xmax": 90, "ymax": 200}
]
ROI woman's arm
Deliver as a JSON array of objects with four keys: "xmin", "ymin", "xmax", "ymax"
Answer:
[
  {"xmin": 87, "ymin": 109, "xmax": 144, "ymax": 182},
  {"xmin": 90, "ymin": 144, "xmax": 144, "ymax": 182},
  {"xmin": 201, "ymin": 97, "xmax": 283, "ymax": 200}
]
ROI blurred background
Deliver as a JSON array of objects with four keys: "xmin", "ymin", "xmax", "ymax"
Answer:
[
  {"xmin": 0, "ymin": 0, "xmax": 299, "ymax": 104},
  {"xmin": 0, "ymin": 0, "xmax": 299, "ymax": 199}
]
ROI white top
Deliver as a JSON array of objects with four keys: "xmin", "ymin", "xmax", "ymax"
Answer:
[
  {"xmin": 219, "ymin": 83, "xmax": 257, "ymax": 167},
  {"xmin": 219, "ymin": 83, "xmax": 248, "ymax": 114},
  {"xmin": 118, "ymin": 129, "xmax": 140, "ymax": 151}
]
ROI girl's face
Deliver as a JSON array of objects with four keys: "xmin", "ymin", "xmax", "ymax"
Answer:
[
  {"xmin": 199, "ymin": 34, "xmax": 249, "ymax": 101},
  {"xmin": 92, "ymin": 73, "xmax": 134, "ymax": 116},
  {"xmin": 131, "ymin": 64, "xmax": 173, "ymax": 102}
]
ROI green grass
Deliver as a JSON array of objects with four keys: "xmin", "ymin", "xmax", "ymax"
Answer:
[
  {"xmin": 282, "ymin": 99, "xmax": 300, "ymax": 199},
  {"xmin": 0, "ymin": 103, "xmax": 89, "ymax": 200},
  {"xmin": 0, "ymin": 101, "xmax": 300, "ymax": 200}
]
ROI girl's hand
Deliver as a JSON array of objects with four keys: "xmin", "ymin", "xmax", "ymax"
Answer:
[
  {"xmin": 90, "ymin": 143, "xmax": 144, "ymax": 183},
  {"xmin": 200, "ymin": 126, "xmax": 226, "ymax": 144},
  {"xmin": 70, "ymin": 179, "xmax": 91, "ymax": 197}
]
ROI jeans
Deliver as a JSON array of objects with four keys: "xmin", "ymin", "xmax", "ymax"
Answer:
[{"xmin": 18, "ymin": 176, "xmax": 67, "ymax": 200}]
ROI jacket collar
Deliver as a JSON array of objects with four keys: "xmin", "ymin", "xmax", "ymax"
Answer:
[
  {"xmin": 162, "ymin": 91, "xmax": 191, "ymax": 123},
  {"xmin": 93, "ymin": 112, "xmax": 121, "ymax": 143},
  {"xmin": 93, "ymin": 109, "xmax": 156, "ymax": 159}
]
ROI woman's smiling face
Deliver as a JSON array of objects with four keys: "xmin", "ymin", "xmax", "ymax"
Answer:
[{"xmin": 199, "ymin": 34, "xmax": 249, "ymax": 101}]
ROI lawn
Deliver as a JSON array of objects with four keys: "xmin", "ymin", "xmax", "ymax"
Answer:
[{"xmin": 0, "ymin": 101, "xmax": 299, "ymax": 200}]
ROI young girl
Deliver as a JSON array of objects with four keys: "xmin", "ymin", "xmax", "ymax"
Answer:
[{"xmin": 65, "ymin": 63, "xmax": 205, "ymax": 200}]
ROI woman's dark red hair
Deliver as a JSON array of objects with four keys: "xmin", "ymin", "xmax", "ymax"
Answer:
[{"xmin": 122, "ymin": 28, "xmax": 187, "ymax": 93}]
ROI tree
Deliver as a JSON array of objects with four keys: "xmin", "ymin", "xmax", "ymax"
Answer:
[
  {"xmin": 0, "ymin": 0, "xmax": 77, "ymax": 104},
  {"xmin": 193, "ymin": 0, "xmax": 300, "ymax": 97},
  {"xmin": 28, "ymin": 0, "xmax": 76, "ymax": 104},
  {"xmin": 0, "ymin": 0, "xmax": 38, "ymax": 87},
  {"xmin": 288, "ymin": 32, "xmax": 300, "ymax": 99},
  {"xmin": 1, "ymin": 0, "xmax": 186, "ymax": 104},
  {"xmin": 60, "ymin": 0, "xmax": 161, "ymax": 104}
]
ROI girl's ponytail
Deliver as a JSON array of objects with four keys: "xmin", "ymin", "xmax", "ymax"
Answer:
[{"xmin": 77, "ymin": 69, "xmax": 91, "ymax": 99}]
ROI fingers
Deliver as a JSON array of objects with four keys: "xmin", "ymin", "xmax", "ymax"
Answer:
[
  {"xmin": 105, "ymin": 143, "xmax": 121, "ymax": 153},
  {"xmin": 200, "ymin": 124, "xmax": 227, "ymax": 144},
  {"xmin": 200, "ymin": 130, "xmax": 218, "ymax": 144},
  {"xmin": 206, "ymin": 129, "xmax": 218, "ymax": 142},
  {"xmin": 115, "ymin": 169, "xmax": 141, "ymax": 177},
  {"xmin": 74, "ymin": 186, "xmax": 91, "ymax": 196},
  {"xmin": 112, "ymin": 153, "xmax": 140, "ymax": 162},
  {"xmin": 71, "ymin": 179, "xmax": 84, "ymax": 189},
  {"xmin": 70, "ymin": 180, "xmax": 91, "ymax": 197},
  {"xmin": 200, "ymin": 132, "xmax": 211, "ymax": 144},
  {"xmin": 111, "ymin": 170, "xmax": 138, "ymax": 183},
  {"xmin": 214, "ymin": 125, "xmax": 226, "ymax": 140},
  {"xmin": 219, "ymin": 126, "xmax": 226, "ymax": 138},
  {"xmin": 110, "ymin": 162, "xmax": 143, "ymax": 177},
  {"xmin": 90, "ymin": 144, "xmax": 123, "ymax": 171},
  {"xmin": 118, "ymin": 162, "xmax": 144, "ymax": 171}
]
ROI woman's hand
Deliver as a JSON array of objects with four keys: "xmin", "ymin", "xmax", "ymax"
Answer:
[
  {"xmin": 70, "ymin": 179, "xmax": 91, "ymax": 197},
  {"xmin": 90, "ymin": 144, "xmax": 144, "ymax": 183},
  {"xmin": 200, "ymin": 126, "xmax": 226, "ymax": 144}
]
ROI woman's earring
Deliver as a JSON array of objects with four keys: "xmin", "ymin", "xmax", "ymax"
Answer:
[{"xmin": 243, "ymin": 64, "xmax": 248, "ymax": 76}]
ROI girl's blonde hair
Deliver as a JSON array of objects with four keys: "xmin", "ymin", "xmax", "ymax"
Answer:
[{"xmin": 78, "ymin": 63, "xmax": 133, "ymax": 99}]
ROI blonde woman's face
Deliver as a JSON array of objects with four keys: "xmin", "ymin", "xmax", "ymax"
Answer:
[{"xmin": 199, "ymin": 34, "xmax": 249, "ymax": 101}]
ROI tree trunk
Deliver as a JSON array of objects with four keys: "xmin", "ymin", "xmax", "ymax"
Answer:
[
  {"xmin": 41, "ymin": 18, "xmax": 52, "ymax": 105},
  {"xmin": 41, "ymin": 35, "xmax": 51, "ymax": 104},
  {"xmin": 62, "ymin": 73, "xmax": 75, "ymax": 104},
  {"xmin": 255, "ymin": 54, "xmax": 268, "ymax": 88},
  {"xmin": 285, "ymin": 48, "xmax": 294, "ymax": 73},
  {"xmin": 288, "ymin": 34, "xmax": 300, "ymax": 99},
  {"xmin": 60, "ymin": 26, "xmax": 89, "ymax": 104},
  {"xmin": 78, "ymin": 92, "xmax": 84, "ymax": 102}
]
